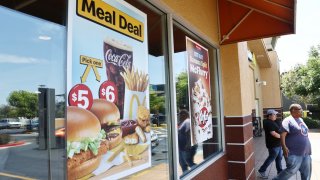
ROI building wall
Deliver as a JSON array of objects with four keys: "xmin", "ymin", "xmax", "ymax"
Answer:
[
  {"xmin": 221, "ymin": 43, "xmax": 243, "ymax": 115},
  {"xmin": 252, "ymin": 58, "xmax": 264, "ymax": 118},
  {"xmin": 238, "ymin": 42, "xmax": 255, "ymax": 116},
  {"xmin": 261, "ymin": 51, "xmax": 282, "ymax": 108},
  {"xmin": 221, "ymin": 42, "xmax": 256, "ymax": 116},
  {"xmin": 221, "ymin": 42, "xmax": 255, "ymax": 179},
  {"xmin": 160, "ymin": 0, "xmax": 219, "ymax": 44},
  {"xmin": 193, "ymin": 155, "xmax": 228, "ymax": 180}
]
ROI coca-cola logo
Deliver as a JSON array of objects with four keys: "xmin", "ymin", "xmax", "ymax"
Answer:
[{"xmin": 105, "ymin": 49, "xmax": 132, "ymax": 69}]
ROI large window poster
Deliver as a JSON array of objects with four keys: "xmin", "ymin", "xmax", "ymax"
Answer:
[
  {"xmin": 186, "ymin": 37, "xmax": 213, "ymax": 146},
  {"xmin": 67, "ymin": 0, "xmax": 150, "ymax": 179}
]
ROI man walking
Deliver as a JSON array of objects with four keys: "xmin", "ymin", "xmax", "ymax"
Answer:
[
  {"xmin": 258, "ymin": 109, "xmax": 283, "ymax": 179},
  {"xmin": 178, "ymin": 109, "xmax": 197, "ymax": 172},
  {"xmin": 273, "ymin": 104, "xmax": 312, "ymax": 180}
]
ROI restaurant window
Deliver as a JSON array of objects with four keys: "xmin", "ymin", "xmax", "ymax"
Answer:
[
  {"xmin": 0, "ymin": 0, "xmax": 223, "ymax": 179},
  {"xmin": 0, "ymin": 1, "xmax": 66, "ymax": 180},
  {"xmin": 123, "ymin": 0, "xmax": 170, "ymax": 179},
  {"xmin": 172, "ymin": 22, "xmax": 223, "ymax": 178}
]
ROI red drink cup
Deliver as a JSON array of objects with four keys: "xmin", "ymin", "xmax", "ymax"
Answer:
[{"xmin": 104, "ymin": 38, "xmax": 133, "ymax": 118}]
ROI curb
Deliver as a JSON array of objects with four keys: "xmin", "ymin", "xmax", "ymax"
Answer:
[{"xmin": 0, "ymin": 141, "xmax": 25, "ymax": 148}]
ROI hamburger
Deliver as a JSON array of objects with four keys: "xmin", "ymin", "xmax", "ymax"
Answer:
[
  {"xmin": 89, "ymin": 99, "xmax": 122, "ymax": 149},
  {"xmin": 67, "ymin": 106, "xmax": 109, "ymax": 179}
]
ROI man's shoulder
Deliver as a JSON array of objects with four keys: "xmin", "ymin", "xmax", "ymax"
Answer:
[
  {"xmin": 283, "ymin": 116, "xmax": 294, "ymax": 123},
  {"xmin": 180, "ymin": 119, "xmax": 191, "ymax": 128},
  {"xmin": 263, "ymin": 119, "xmax": 274, "ymax": 125}
]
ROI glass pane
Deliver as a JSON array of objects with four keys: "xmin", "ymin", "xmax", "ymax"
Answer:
[
  {"xmin": 0, "ymin": 6, "xmax": 66, "ymax": 180},
  {"xmin": 123, "ymin": 0, "xmax": 170, "ymax": 179},
  {"xmin": 172, "ymin": 23, "xmax": 222, "ymax": 178}
]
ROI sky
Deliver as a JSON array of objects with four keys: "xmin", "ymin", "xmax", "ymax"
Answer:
[
  {"xmin": 0, "ymin": 6, "xmax": 66, "ymax": 105},
  {"xmin": 276, "ymin": 0, "xmax": 320, "ymax": 73}
]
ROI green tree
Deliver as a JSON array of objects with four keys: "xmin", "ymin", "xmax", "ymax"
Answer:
[
  {"xmin": 55, "ymin": 101, "xmax": 65, "ymax": 118},
  {"xmin": 176, "ymin": 71, "xmax": 189, "ymax": 110},
  {"xmin": 309, "ymin": 45, "xmax": 320, "ymax": 58},
  {"xmin": 7, "ymin": 90, "xmax": 38, "ymax": 118},
  {"xmin": 149, "ymin": 86, "xmax": 165, "ymax": 114},
  {"xmin": 0, "ymin": 105, "xmax": 18, "ymax": 118},
  {"xmin": 281, "ymin": 45, "xmax": 320, "ymax": 106}
]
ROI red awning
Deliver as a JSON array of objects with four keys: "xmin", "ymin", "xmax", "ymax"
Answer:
[{"xmin": 218, "ymin": 0, "xmax": 296, "ymax": 45}]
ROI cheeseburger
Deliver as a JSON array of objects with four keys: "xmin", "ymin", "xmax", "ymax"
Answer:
[
  {"xmin": 67, "ymin": 106, "xmax": 108, "ymax": 179},
  {"xmin": 90, "ymin": 99, "xmax": 122, "ymax": 150}
]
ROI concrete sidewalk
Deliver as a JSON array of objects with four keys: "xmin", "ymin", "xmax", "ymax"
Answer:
[{"xmin": 254, "ymin": 129, "xmax": 320, "ymax": 180}]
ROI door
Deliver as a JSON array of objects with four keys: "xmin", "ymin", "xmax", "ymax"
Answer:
[{"xmin": 0, "ymin": 5, "xmax": 66, "ymax": 180}]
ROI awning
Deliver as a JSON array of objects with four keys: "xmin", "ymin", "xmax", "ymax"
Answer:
[{"xmin": 218, "ymin": 0, "xmax": 296, "ymax": 45}]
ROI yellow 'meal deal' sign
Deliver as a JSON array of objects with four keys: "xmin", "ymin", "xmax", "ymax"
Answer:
[{"xmin": 77, "ymin": 0, "xmax": 144, "ymax": 42}]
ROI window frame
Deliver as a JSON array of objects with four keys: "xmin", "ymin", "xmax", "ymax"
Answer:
[
  {"xmin": 169, "ymin": 20, "xmax": 224, "ymax": 179},
  {"xmin": 144, "ymin": 1, "xmax": 225, "ymax": 179}
]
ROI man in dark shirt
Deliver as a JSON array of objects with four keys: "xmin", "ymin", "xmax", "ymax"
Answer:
[
  {"xmin": 258, "ymin": 109, "xmax": 283, "ymax": 179},
  {"xmin": 178, "ymin": 109, "xmax": 197, "ymax": 173}
]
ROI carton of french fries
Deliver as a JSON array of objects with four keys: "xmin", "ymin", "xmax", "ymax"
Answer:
[{"xmin": 121, "ymin": 66, "xmax": 149, "ymax": 120}]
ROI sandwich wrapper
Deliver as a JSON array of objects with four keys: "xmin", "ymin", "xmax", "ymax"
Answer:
[
  {"xmin": 92, "ymin": 151, "xmax": 125, "ymax": 175},
  {"xmin": 123, "ymin": 89, "xmax": 146, "ymax": 120},
  {"xmin": 92, "ymin": 134, "xmax": 151, "ymax": 176}
]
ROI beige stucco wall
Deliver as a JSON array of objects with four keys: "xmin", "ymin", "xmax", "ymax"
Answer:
[
  {"xmin": 220, "ymin": 42, "xmax": 255, "ymax": 116},
  {"xmin": 220, "ymin": 44, "xmax": 242, "ymax": 115},
  {"xmin": 238, "ymin": 42, "xmax": 255, "ymax": 116},
  {"xmin": 252, "ymin": 63, "xmax": 264, "ymax": 118},
  {"xmin": 261, "ymin": 51, "xmax": 282, "ymax": 108},
  {"xmin": 160, "ymin": 0, "xmax": 219, "ymax": 44}
]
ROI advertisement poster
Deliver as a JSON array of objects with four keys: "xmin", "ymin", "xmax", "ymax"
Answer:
[
  {"xmin": 186, "ymin": 37, "xmax": 213, "ymax": 146},
  {"xmin": 67, "ymin": 0, "xmax": 150, "ymax": 179}
]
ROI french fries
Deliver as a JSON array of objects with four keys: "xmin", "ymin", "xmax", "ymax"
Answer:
[
  {"xmin": 124, "ymin": 148, "xmax": 133, "ymax": 167},
  {"xmin": 120, "ymin": 66, "xmax": 149, "ymax": 92}
]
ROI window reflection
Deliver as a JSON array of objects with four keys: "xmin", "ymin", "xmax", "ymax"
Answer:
[
  {"xmin": 173, "ymin": 23, "xmax": 222, "ymax": 178},
  {"xmin": 0, "ymin": 6, "xmax": 66, "ymax": 180}
]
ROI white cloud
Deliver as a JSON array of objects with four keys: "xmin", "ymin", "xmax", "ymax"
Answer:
[{"xmin": 0, "ymin": 53, "xmax": 46, "ymax": 64}]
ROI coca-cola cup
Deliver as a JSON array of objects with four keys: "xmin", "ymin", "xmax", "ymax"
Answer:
[{"xmin": 104, "ymin": 38, "xmax": 133, "ymax": 118}]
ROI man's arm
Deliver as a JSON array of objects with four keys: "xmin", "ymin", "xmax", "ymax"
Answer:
[
  {"xmin": 270, "ymin": 131, "xmax": 280, "ymax": 138},
  {"xmin": 280, "ymin": 131, "xmax": 289, "ymax": 157}
]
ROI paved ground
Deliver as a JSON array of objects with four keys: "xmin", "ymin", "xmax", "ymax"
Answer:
[{"xmin": 254, "ymin": 129, "xmax": 320, "ymax": 180}]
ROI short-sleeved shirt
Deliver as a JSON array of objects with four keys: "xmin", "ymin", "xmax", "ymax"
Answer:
[
  {"xmin": 263, "ymin": 119, "xmax": 281, "ymax": 148},
  {"xmin": 280, "ymin": 116, "xmax": 311, "ymax": 156},
  {"xmin": 178, "ymin": 118, "xmax": 191, "ymax": 150}
]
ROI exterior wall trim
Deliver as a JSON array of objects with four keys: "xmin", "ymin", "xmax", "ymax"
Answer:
[
  {"xmin": 247, "ymin": 167, "xmax": 255, "ymax": 180},
  {"xmin": 227, "ymin": 152, "xmax": 254, "ymax": 164},
  {"xmin": 166, "ymin": 13, "xmax": 179, "ymax": 180},
  {"xmin": 225, "ymin": 114, "xmax": 251, "ymax": 118},
  {"xmin": 216, "ymin": 49, "xmax": 226, "ymax": 154},
  {"xmin": 225, "ymin": 121, "xmax": 252, "ymax": 127},
  {"xmin": 227, "ymin": 137, "xmax": 253, "ymax": 146}
]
